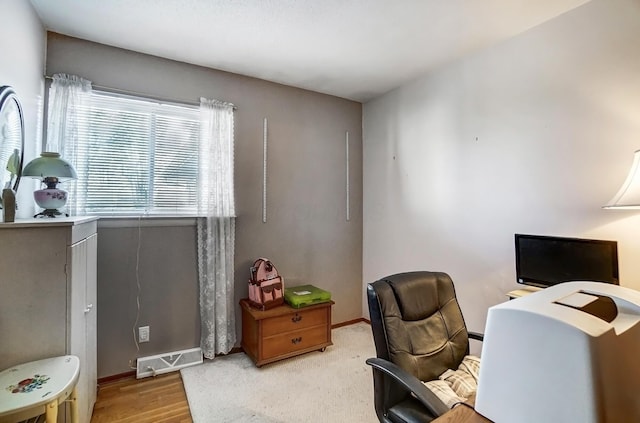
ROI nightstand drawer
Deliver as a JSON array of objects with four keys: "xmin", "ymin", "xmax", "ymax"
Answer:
[
  {"xmin": 262, "ymin": 307, "xmax": 327, "ymax": 337},
  {"xmin": 240, "ymin": 299, "xmax": 334, "ymax": 366},
  {"xmin": 262, "ymin": 325, "xmax": 328, "ymax": 359}
]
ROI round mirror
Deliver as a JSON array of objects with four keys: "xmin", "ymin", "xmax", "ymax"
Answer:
[{"xmin": 0, "ymin": 86, "xmax": 24, "ymax": 195}]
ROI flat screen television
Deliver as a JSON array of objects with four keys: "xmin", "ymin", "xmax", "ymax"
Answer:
[{"xmin": 515, "ymin": 234, "xmax": 619, "ymax": 288}]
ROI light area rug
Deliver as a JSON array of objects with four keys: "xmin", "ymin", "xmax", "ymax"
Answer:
[{"xmin": 181, "ymin": 322, "xmax": 377, "ymax": 422}]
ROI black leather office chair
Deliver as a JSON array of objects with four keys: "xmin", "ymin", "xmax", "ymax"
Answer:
[{"xmin": 366, "ymin": 271, "xmax": 483, "ymax": 423}]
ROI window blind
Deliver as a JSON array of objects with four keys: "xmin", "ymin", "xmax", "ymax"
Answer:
[{"xmin": 72, "ymin": 91, "xmax": 200, "ymax": 215}]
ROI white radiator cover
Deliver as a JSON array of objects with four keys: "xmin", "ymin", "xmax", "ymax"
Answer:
[{"xmin": 136, "ymin": 347, "xmax": 203, "ymax": 379}]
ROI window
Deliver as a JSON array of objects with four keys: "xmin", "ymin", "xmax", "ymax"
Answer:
[{"xmin": 72, "ymin": 91, "xmax": 201, "ymax": 215}]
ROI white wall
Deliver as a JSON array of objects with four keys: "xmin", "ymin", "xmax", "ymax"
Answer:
[
  {"xmin": 363, "ymin": 0, "xmax": 640, "ymax": 333},
  {"xmin": 0, "ymin": 0, "xmax": 45, "ymax": 218}
]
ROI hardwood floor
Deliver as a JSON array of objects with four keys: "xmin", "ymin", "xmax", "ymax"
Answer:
[{"xmin": 90, "ymin": 372, "xmax": 192, "ymax": 423}]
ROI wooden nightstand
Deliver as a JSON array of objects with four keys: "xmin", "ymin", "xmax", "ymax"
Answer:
[{"xmin": 240, "ymin": 299, "xmax": 334, "ymax": 367}]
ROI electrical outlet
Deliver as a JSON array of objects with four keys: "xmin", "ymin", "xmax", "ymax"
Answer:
[{"xmin": 138, "ymin": 326, "xmax": 150, "ymax": 343}]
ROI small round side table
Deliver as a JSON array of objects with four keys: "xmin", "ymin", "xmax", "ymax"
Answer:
[{"xmin": 0, "ymin": 355, "xmax": 80, "ymax": 423}]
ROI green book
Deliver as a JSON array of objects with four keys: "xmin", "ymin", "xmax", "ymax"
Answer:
[{"xmin": 284, "ymin": 284, "xmax": 332, "ymax": 308}]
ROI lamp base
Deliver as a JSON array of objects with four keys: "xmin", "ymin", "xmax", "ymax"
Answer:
[
  {"xmin": 34, "ymin": 209, "xmax": 69, "ymax": 218},
  {"xmin": 33, "ymin": 187, "xmax": 69, "ymax": 218}
]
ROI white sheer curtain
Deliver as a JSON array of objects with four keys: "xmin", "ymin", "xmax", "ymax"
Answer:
[
  {"xmin": 46, "ymin": 73, "xmax": 92, "ymax": 215},
  {"xmin": 197, "ymin": 98, "xmax": 236, "ymax": 358}
]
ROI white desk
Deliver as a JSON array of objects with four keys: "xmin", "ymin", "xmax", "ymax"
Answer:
[
  {"xmin": 0, "ymin": 356, "xmax": 80, "ymax": 423},
  {"xmin": 506, "ymin": 286, "xmax": 542, "ymax": 300}
]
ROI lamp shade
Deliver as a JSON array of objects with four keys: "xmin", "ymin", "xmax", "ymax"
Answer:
[
  {"xmin": 22, "ymin": 152, "xmax": 77, "ymax": 180},
  {"xmin": 604, "ymin": 150, "xmax": 640, "ymax": 209}
]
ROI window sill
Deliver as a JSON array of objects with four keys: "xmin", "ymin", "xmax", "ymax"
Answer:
[{"xmin": 97, "ymin": 215, "xmax": 198, "ymax": 228}]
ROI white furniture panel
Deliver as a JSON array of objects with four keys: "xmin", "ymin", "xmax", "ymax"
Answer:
[{"xmin": 0, "ymin": 217, "xmax": 98, "ymax": 423}]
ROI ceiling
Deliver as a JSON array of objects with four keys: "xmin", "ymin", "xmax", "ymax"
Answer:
[{"xmin": 28, "ymin": 0, "xmax": 590, "ymax": 102}]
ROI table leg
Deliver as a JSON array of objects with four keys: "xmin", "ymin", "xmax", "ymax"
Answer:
[
  {"xmin": 70, "ymin": 386, "xmax": 79, "ymax": 423},
  {"xmin": 45, "ymin": 400, "xmax": 58, "ymax": 423}
]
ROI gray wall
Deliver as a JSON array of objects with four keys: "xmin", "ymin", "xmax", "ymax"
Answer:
[
  {"xmin": 363, "ymin": 0, "xmax": 640, "ymax": 334},
  {"xmin": 45, "ymin": 33, "xmax": 363, "ymax": 378}
]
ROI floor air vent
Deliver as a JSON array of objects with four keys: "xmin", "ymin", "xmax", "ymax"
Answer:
[{"xmin": 136, "ymin": 347, "xmax": 203, "ymax": 379}]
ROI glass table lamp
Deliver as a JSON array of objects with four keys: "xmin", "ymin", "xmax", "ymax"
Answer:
[{"xmin": 22, "ymin": 152, "xmax": 77, "ymax": 217}]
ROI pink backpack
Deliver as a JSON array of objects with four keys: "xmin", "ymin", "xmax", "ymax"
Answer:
[{"xmin": 248, "ymin": 258, "xmax": 284, "ymax": 310}]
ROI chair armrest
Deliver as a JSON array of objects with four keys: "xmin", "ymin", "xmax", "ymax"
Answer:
[
  {"xmin": 366, "ymin": 357, "xmax": 450, "ymax": 417},
  {"xmin": 468, "ymin": 331, "xmax": 484, "ymax": 342}
]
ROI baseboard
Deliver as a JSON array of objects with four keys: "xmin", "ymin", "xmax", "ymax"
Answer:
[
  {"xmin": 228, "ymin": 346, "xmax": 244, "ymax": 354},
  {"xmin": 98, "ymin": 370, "xmax": 135, "ymax": 385},
  {"xmin": 332, "ymin": 317, "xmax": 369, "ymax": 328}
]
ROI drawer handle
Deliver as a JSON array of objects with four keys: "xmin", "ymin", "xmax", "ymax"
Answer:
[
  {"xmin": 291, "ymin": 337, "xmax": 302, "ymax": 344},
  {"xmin": 291, "ymin": 314, "xmax": 302, "ymax": 323}
]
